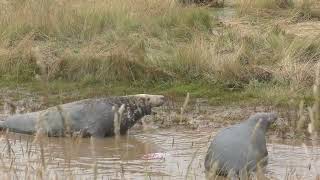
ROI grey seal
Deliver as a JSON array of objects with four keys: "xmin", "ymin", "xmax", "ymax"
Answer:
[
  {"xmin": 0, "ymin": 94, "xmax": 165, "ymax": 138},
  {"xmin": 204, "ymin": 112, "xmax": 278, "ymax": 179}
]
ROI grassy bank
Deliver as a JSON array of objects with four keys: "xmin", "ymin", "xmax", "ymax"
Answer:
[
  {"xmin": 0, "ymin": 1, "xmax": 320, "ymax": 179},
  {"xmin": 0, "ymin": 0, "xmax": 319, "ymax": 107}
]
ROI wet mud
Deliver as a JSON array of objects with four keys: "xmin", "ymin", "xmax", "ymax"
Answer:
[{"xmin": 0, "ymin": 98, "xmax": 319, "ymax": 179}]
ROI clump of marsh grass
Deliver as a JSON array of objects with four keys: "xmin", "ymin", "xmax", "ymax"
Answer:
[
  {"xmin": 3, "ymin": 99, "xmax": 16, "ymax": 115},
  {"xmin": 32, "ymin": 112, "xmax": 48, "ymax": 174},
  {"xmin": 293, "ymin": 62, "xmax": 320, "ymax": 139},
  {"xmin": 0, "ymin": 33, "xmax": 38, "ymax": 82},
  {"xmin": 0, "ymin": 0, "xmax": 319, "ymax": 112},
  {"xmin": 307, "ymin": 64, "xmax": 320, "ymax": 137},
  {"xmin": 31, "ymin": 45, "xmax": 60, "ymax": 82},
  {"xmin": 297, "ymin": 100, "xmax": 307, "ymax": 131},
  {"xmin": 293, "ymin": 0, "xmax": 320, "ymax": 20},
  {"xmin": 4, "ymin": 129, "xmax": 13, "ymax": 158},
  {"xmin": 236, "ymin": 0, "xmax": 293, "ymax": 14},
  {"xmin": 275, "ymin": 35, "xmax": 320, "ymax": 88},
  {"xmin": 205, "ymin": 160, "xmax": 220, "ymax": 180},
  {"xmin": 56, "ymin": 105, "xmax": 72, "ymax": 137},
  {"xmin": 90, "ymin": 137, "xmax": 98, "ymax": 180},
  {"xmin": 112, "ymin": 104, "xmax": 120, "ymax": 137},
  {"xmin": 180, "ymin": 92, "xmax": 190, "ymax": 124},
  {"xmin": 0, "ymin": 0, "xmax": 214, "ymax": 84},
  {"xmin": 1, "ymin": 0, "xmax": 318, "ymax": 96},
  {"xmin": 112, "ymin": 104, "xmax": 125, "ymax": 137}
]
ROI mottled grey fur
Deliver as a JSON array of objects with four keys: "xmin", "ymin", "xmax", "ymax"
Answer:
[
  {"xmin": 204, "ymin": 112, "xmax": 278, "ymax": 178},
  {"xmin": 0, "ymin": 94, "xmax": 165, "ymax": 138}
]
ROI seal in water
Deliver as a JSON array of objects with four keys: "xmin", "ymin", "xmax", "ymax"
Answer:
[
  {"xmin": 204, "ymin": 112, "xmax": 278, "ymax": 179},
  {"xmin": 0, "ymin": 94, "xmax": 165, "ymax": 138}
]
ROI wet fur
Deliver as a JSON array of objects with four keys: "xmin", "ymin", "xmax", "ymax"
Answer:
[
  {"xmin": 204, "ymin": 112, "xmax": 277, "ymax": 178},
  {"xmin": 0, "ymin": 95, "xmax": 163, "ymax": 138}
]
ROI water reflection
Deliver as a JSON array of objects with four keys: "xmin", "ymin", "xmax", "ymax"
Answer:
[{"xmin": 0, "ymin": 128, "xmax": 319, "ymax": 179}]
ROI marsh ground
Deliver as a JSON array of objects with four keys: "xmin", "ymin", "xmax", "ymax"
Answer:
[
  {"xmin": 0, "ymin": 102, "xmax": 319, "ymax": 179},
  {"xmin": 0, "ymin": 0, "xmax": 320, "ymax": 179}
]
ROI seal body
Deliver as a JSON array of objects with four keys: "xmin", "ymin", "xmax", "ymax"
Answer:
[
  {"xmin": 204, "ymin": 112, "xmax": 277, "ymax": 178},
  {"xmin": 0, "ymin": 94, "xmax": 165, "ymax": 138}
]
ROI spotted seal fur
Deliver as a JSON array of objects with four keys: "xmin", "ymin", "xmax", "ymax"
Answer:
[{"xmin": 0, "ymin": 94, "xmax": 165, "ymax": 138}]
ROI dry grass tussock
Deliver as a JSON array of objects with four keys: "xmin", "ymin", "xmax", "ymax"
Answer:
[
  {"xmin": 0, "ymin": 0, "xmax": 319, "ymax": 92},
  {"xmin": 235, "ymin": 0, "xmax": 293, "ymax": 13},
  {"xmin": 293, "ymin": 0, "xmax": 320, "ymax": 19},
  {"xmin": 236, "ymin": 0, "xmax": 320, "ymax": 18},
  {"xmin": 0, "ymin": 0, "xmax": 212, "ymax": 83}
]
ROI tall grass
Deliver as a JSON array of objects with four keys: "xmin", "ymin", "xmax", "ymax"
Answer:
[
  {"xmin": 306, "ymin": 64, "xmax": 320, "ymax": 137},
  {"xmin": 0, "ymin": 0, "xmax": 213, "ymax": 83},
  {"xmin": 235, "ymin": 0, "xmax": 320, "ymax": 19},
  {"xmin": 0, "ymin": 0, "xmax": 319, "ymax": 103},
  {"xmin": 236, "ymin": 0, "xmax": 293, "ymax": 14},
  {"xmin": 293, "ymin": 0, "xmax": 320, "ymax": 19}
]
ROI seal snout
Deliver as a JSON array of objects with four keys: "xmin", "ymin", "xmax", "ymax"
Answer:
[
  {"xmin": 132, "ymin": 94, "xmax": 166, "ymax": 107},
  {"xmin": 147, "ymin": 95, "xmax": 165, "ymax": 107},
  {"xmin": 250, "ymin": 112, "xmax": 278, "ymax": 125}
]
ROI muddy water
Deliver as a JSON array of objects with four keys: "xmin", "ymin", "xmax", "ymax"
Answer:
[
  {"xmin": 0, "ymin": 126, "xmax": 319, "ymax": 180},
  {"xmin": 0, "ymin": 97, "xmax": 319, "ymax": 179}
]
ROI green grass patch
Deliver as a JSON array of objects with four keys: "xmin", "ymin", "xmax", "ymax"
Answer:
[
  {"xmin": 0, "ymin": 0, "xmax": 319, "ymax": 109},
  {"xmin": 0, "ymin": 77, "xmax": 312, "ymax": 108}
]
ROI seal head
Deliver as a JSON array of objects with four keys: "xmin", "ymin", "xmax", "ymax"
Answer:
[
  {"xmin": 112, "ymin": 94, "xmax": 165, "ymax": 134},
  {"xmin": 204, "ymin": 112, "xmax": 278, "ymax": 178}
]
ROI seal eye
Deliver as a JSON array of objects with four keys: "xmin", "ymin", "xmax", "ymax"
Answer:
[{"xmin": 147, "ymin": 97, "xmax": 150, "ymax": 101}]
